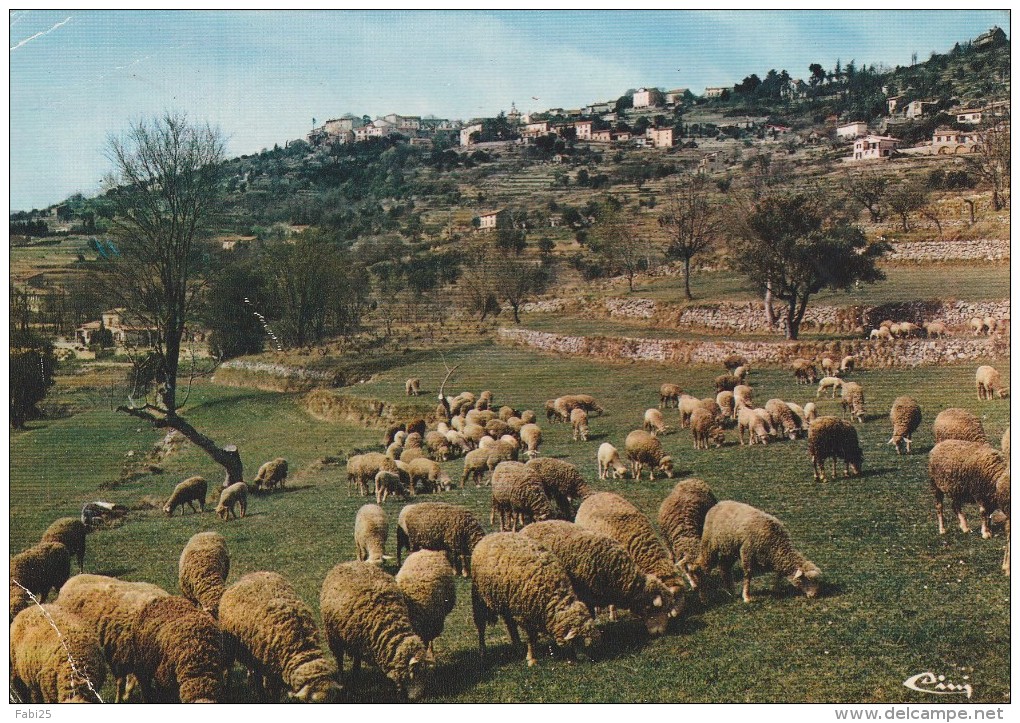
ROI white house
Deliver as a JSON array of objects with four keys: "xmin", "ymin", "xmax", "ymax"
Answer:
[
  {"xmin": 460, "ymin": 123, "xmax": 483, "ymax": 147},
  {"xmin": 836, "ymin": 122, "xmax": 868, "ymax": 140},
  {"xmin": 703, "ymin": 86, "xmax": 728, "ymax": 98},
  {"xmin": 632, "ymin": 88, "xmax": 658, "ymax": 108},
  {"xmin": 850, "ymin": 135, "xmax": 900, "ymax": 162}
]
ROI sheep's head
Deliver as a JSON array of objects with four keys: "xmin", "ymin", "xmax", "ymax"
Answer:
[
  {"xmin": 392, "ymin": 645, "xmax": 433, "ymax": 702},
  {"xmin": 658, "ymin": 456, "xmax": 674, "ymax": 478},
  {"xmin": 553, "ymin": 600, "xmax": 600, "ymax": 650},
  {"xmin": 637, "ymin": 578, "xmax": 672, "ymax": 636},
  {"xmin": 998, "ymin": 387, "xmax": 1010, "ymax": 399},
  {"xmin": 611, "ymin": 464, "xmax": 630, "ymax": 479},
  {"xmin": 290, "ymin": 674, "xmax": 342, "ymax": 704},
  {"xmin": 162, "ymin": 503, "xmax": 173, "ymax": 516},
  {"xmin": 215, "ymin": 505, "xmax": 229, "ymax": 521},
  {"xmin": 848, "ymin": 446, "xmax": 864, "ymax": 476},
  {"xmin": 788, "ymin": 564, "xmax": 822, "ymax": 599},
  {"xmin": 709, "ymin": 426, "xmax": 726, "ymax": 447}
]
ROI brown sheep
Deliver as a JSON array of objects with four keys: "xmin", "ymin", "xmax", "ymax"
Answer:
[
  {"xmin": 888, "ymin": 396, "xmax": 922, "ymax": 454},
  {"xmin": 933, "ymin": 408, "xmax": 987, "ymax": 444},
  {"xmin": 808, "ymin": 417, "xmax": 863, "ymax": 482}
]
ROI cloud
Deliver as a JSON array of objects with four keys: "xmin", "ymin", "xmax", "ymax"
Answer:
[{"xmin": 10, "ymin": 15, "xmax": 71, "ymax": 53}]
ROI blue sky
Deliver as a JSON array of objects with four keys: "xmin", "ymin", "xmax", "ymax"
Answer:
[{"xmin": 9, "ymin": 9, "xmax": 1009, "ymax": 211}]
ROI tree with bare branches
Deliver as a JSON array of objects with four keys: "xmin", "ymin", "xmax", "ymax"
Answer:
[
  {"xmin": 658, "ymin": 175, "xmax": 717, "ymax": 299},
  {"xmin": 590, "ymin": 205, "xmax": 646, "ymax": 292},
  {"xmin": 968, "ymin": 111, "xmax": 1010, "ymax": 212},
  {"xmin": 101, "ymin": 112, "xmax": 244, "ymax": 484}
]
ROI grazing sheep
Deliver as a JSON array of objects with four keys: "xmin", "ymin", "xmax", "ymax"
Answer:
[
  {"xmin": 220, "ymin": 571, "xmax": 340, "ymax": 703},
  {"xmin": 840, "ymin": 355, "xmax": 856, "ymax": 374},
  {"xmin": 803, "ymin": 402, "xmax": 818, "ymax": 425},
  {"xmin": 383, "ymin": 423, "xmax": 406, "ymax": 448},
  {"xmin": 470, "ymin": 533, "xmax": 600, "ymax": 667},
  {"xmin": 41, "ymin": 517, "xmax": 86, "ymax": 572},
  {"xmin": 526, "ymin": 457, "xmax": 593, "ymax": 519},
  {"xmin": 753, "ymin": 408, "xmax": 777, "ymax": 439},
  {"xmin": 376, "ymin": 469, "xmax": 411, "ymax": 505},
  {"xmin": 498, "ymin": 405, "xmax": 517, "ymax": 421},
  {"xmin": 969, "ymin": 317, "xmax": 987, "ymax": 336},
  {"xmin": 405, "ymin": 378, "xmax": 421, "ymax": 396},
  {"xmin": 933, "ymin": 408, "xmax": 988, "ymax": 444},
  {"xmin": 923, "ymin": 321, "xmax": 948, "ymax": 339},
  {"xmin": 347, "ymin": 453, "xmax": 400, "ymax": 496},
  {"xmin": 521, "ymin": 410, "xmax": 537, "ymax": 424},
  {"xmin": 396, "ymin": 502, "xmax": 486, "ymax": 576},
  {"xmin": 984, "ymin": 316, "xmax": 998, "ymax": 335},
  {"xmin": 765, "ymin": 399, "xmax": 800, "ymax": 440},
  {"xmin": 690, "ymin": 501, "xmax": 822, "ymax": 603},
  {"xmin": 816, "ymin": 377, "xmax": 844, "ymax": 399},
  {"xmin": 407, "ymin": 458, "xmax": 451, "ymax": 494},
  {"xmin": 723, "ymin": 354, "xmax": 749, "ymax": 372},
  {"xmin": 520, "ymin": 520, "xmax": 677, "ymax": 636},
  {"xmin": 840, "ymin": 381, "xmax": 866, "ymax": 424},
  {"xmin": 976, "ymin": 365, "xmax": 1009, "ymax": 400},
  {"xmin": 10, "ymin": 604, "xmax": 106, "ymax": 703},
  {"xmin": 56, "ymin": 574, "xmax": 169, "ymax": 703},
  {"xmin": 571, "ymin": 407, "xmax": 590, "ymax": 442},
  {"xmin": 660, "ymin": 383, "xmax": 684, "ymax": 409},
  {"xmin": 733, "ymin": 365, "xmax": 750, "ymax": 382},
  {"xmin": 133, "ymin": 596, "xmax": 223, "ymax": 703},
  {"xmin": 406, "ymin": 420, "xmax": 427, "ymax": 438},
  {"xmin": 785, "ymin": 402, "xmax": 810, "ymax": 435},
  {"xmin": 423, "ymin": 431, "xmax": 451, "ymax": 462},
  {"xmin": 870, "ymin": 327, "xmax": 892, "ymax": 342},
  {"xmin": 792, "ymin": 358, "xmax": 819, "ymax": 385},
  {"xmin": 808, "ymin": 416, "xmax": 863, "ymax": 482},
  {"xmin": 888, "ymin": 396, "xmax": 922, "ymax": 455},
  {"xmin": 520, "ymin": 423, "xmax": 543, "ymax": 459},
  {"xmin": 490, "ymin": 461, "xmax": 556, "ymax": 532},
  {"xmin": 624, "ymin": 430, "xmax": 674, "ymax": 480},
  {"xmin": 554, "ymin": 395, "xmax": 601, "ymax": 423},
  {"xmin": 643, "ymin": 407, "xmax": 670, "ymax": 436},
  {"xmin": 597, "ymin": 442, "xmax": 630, "ymax": 480},
  {"xmin": 461, "ymin": 448, "xmax": 490, "ymax": 488},
  {"xmin": 485, "ymin": 418, "xmax": 511, "ymax": 440},
  {"xmin": 928, "ymin": 440, "xmax": 1010, "ymax": 542},
  {"xmin": 737, "ymin": 406, "xmax": 770, "ymax": 446},
  {"xmin": 462, "ymin": 423, "xmax": 487, "ymax": 447},
  {"xmin": 1003, "ymin": 427, "xmax": 1010, "ymax": 457},
  {"xmin": 574, "ymin": 492, "xmax": 686, "ymax": 613},
  {"xmin": 216, "ymin": 481, "xmax": 248, "ymax": 520},
  {"xmin": 714, "ymin": 373, "xmax": 739, "ymax": 393},
  {"xmin": 10, "ymin": 541, "xmax": 71, "ymax": 621},
  {"xmin": 506, "ymin": 416, "xmax": 525, "ymax": 434},
  {"xmin": 657, "ymin": 478, "xmax": 718, "ymax": 568},
  {"xmin": 321, "ymin": 561, "xmax": 432, "ymax": 701},
  {"xmin": 716, "ymin": 390, "xmax": 735, "ymax": 419},
  {"xmin": 163, "ymin": 476, "xmax": 208, "ymax": 516},
  {"xmin": 445, "ymin": 430, "xmax": 470, "ymax": 455},
  {"xmin": 733, "ymin": 385, "xmax": 754, "ymax": 411},
  {"xmin": 678, "ymin": 394, "xmax": 701, "ymax": 428},
  {"xmin": 253, "ymin": 457, "xmax": 288, "ymax": 493},
  {"xmin": 395, "ymin": 550, "xmax": 456, "ymax": 655},
  {"xmin": 820, "ymin": 356, "xmax": 839, "ymax": 377},
  {"xmin": 545, "ymin": 399, "xmax": 559, "ymax": 423},
  {"xmin": 355, "ymin": 503, "xmax": 389, "ymax": 564},
  {"xmin": 690, "ymin": 408, "xmax": 726, "ymax": 449},
  {"xmin": 178, "ymin": 531, "xmax": 229, "ymax": 618}
]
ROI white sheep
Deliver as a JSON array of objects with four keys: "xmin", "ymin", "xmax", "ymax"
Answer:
[
  {"xmin": 976, "ymin": 365, "xmax": 1009, "ymax": 400},
  {"xmin": 597, "ymin": 442, "xmax": 629, "ymax": 480},
  {"xmin": 355, "ymin": 503, "xmax": 390, "ymax": 564},
  {"xmin": 817, "ymin": 377, "xmax": 843, "ymax": 399}
]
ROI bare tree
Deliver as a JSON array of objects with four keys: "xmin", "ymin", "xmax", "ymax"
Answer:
[
  {"xmin": 101, "ymin": 112, "xmax": 244, "ymax": 484},
  {"xmin": 841, "ymin": 169, "xmax": 888, "ymax": 222},
  {"xmin": 886, "ymin": 180, "xmax": 929, "ymax": 232},
  {"xmin": 590, "ymin": 205, "xmax": 647, "ymax": 292},
  {"xmin": 658, "ymin": 175, "xmax": 717, "ymax": 300},
  {"xmin": 968, "ymin": 111, "xmax": 1010, "ymax": 211}
]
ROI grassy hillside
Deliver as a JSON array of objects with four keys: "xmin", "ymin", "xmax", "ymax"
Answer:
[{"xmin": 11, "ymin": 345, "xmax": 1009, "ymax": 703}]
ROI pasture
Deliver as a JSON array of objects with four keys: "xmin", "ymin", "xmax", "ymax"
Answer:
[{"xmin": 10, "ymin": 344, "xmax": 1010, "ymax": 703}]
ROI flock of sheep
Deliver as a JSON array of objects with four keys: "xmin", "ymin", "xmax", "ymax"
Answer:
[
  {"xmin": 8, "ymin": 354, "xmax": 1010, "ymax": 703},
  {"xmin": 866, "ymin": 315, "xmax": 1006, "ymax": 341}
]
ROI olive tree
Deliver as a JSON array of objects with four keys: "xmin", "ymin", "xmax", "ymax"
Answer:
[{"xmin": 732, "ymin": 193, "xmax": 890, "ymax": 340}]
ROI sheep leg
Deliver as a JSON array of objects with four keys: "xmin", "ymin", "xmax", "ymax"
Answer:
[
  {"xmin": 351, "ymin": 651, "xmax": 362, "ymax": 676},
  {"xmin": 471, "ymin": 589, "xmax": 489, "ymax": 654},
  {"xmin": 978, "ymin": 503, "xmax": 992, "ymax": 540},
  {"xmin": 522, "ymin": 625, "xmax": 541, "ymax": 667},
  {"xmin": 1003, "ymin": 519, "xmax": 1010, "ymax": 575},
  {"xmin": 952, "ymin": 498, "xmax": 970, "ymax": 533},
  {"xmin": 608, "ymin": 604, "xmax": 618, "ymax": 622},
  {"xmin": 933, "ymin": 488, "xmax": 947, "ymax": 534},
  {"xmin": 503, "ymin": 614, "xmax": 522, "ymax": 649},
  {"xmin": 905, "ymin": 436, "xmax": 912, "ymax": 454}
]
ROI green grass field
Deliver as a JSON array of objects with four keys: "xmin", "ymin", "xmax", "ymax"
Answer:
[
  {"xmin": 10, "ymin": 343, "xmax": 1010, "ymax": 703},
  {"xmin": 629, "ymin": 263, "xmax": 1011, "ymax": 306}
]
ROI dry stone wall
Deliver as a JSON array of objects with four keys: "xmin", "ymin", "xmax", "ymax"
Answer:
[
  {"xmin": 498, "ymin": 327, "xmax": 1008, "ymax": 368},
  {"xmin": 887, "ymin": 239, "xmax": 1009, "ymax": 262}
]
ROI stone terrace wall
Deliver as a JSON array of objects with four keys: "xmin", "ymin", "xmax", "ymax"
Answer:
[
  {"xmin": 527, "ymin": 297, "xmax": 1009, "ymax": 335},
  {"xmin": 498, "ymin": 327, "xmax": 1009, "ymax": 368},
  {"xmin": 887, "ymin": 239, "xmax": 1009, "ymax": 262}
]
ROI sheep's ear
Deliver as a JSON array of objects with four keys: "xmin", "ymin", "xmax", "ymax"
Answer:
[
  {"xmin": 564, "ymin": 629, "xmax": 577, "ymax": 641},
  {"xmin": 793, "ymin": 568, "xmax": 804, "ymax": 580},
  {"xmin": 410, "ymin": 654, "xmax": 420, "ymax": 666},
  {"xmin": 652, "ymin": 595, "xmax": 663, "ymax": 608}
]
